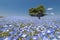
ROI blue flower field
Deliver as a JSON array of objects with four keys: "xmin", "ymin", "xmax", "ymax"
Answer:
[{"xmin": 0, "ymin": 16, "xmax": 60, "ymax": 40}]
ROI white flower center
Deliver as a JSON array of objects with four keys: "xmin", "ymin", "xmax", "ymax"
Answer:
[
  {"xmin": 22, "ymin": 34, "xmax": 27, "ymax": 37},
  {"xmin": 33, "ymin": 37, "xmax": 37, "ymax": 39},
  {"xmin": 47, "ymin": 30, "xmax": 51, "ymax": 33},
  {"xmin": 58, "ymin": 35, "xmax": 60, "ymax": 38},
  {"xmin": 9, "ymin": 25, "xmax": 12, "ymax": 26},
  {"xmin": 4, "ymin": 37, "xmax": 8, "ymax": 40}
]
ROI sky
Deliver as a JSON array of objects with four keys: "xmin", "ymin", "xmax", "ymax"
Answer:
[{"xmin": 0, "ymin": 0, "xmax": 60, "ymax": 16}]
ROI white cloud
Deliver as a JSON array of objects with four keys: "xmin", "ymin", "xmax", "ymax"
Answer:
[{"xmin": 47, "ymin": 8, "xmax": 53, "ymax": 10}]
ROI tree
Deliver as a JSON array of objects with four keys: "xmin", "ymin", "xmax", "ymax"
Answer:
[
  {"xmin": 29, "ymin": 5, "xmax": 47, "ymax": 19},
  {"xmin": 0, "ymin": 16, "xmax": 4, "ymax": 18}
]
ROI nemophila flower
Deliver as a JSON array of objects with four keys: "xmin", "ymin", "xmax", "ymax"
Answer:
[
  {"xmin": 18, "ymin": 33, "xmax": 22, "ymax": 37},
  {"xmin": 55, "ymin": 24, "xmax": 60, "ymax": 29},
  {"xmin": 4, "ymin": 37, "xmax": 8, "ymax": 40},
  {"xmin": 12, "ymin": 28, "xmax": 19, "ymax": 32},
  {"xmin": 9, "ymin": 31, "xmax": 15, "ymax": 35},
  {"xmin": 8, "ymin": 24, "xmax": 12, "ymax": 27},
  {"xmin": 40, "ymin": 26, "xmax": 46, "ymax": 31},
  {"xmin": 52, "ymin": 38, "xmax": 58, "ymax": 40},
  {"xmin": 22, "ymin": 29, "xmax": 25, "ymax": 32},
  {"xmin": 33, "ymin": 37, "xmax": 37, "ymax": 40},
  {"xmin": 55, "ymin": 31, "xmax": 60, "ymax": 35},
  {"xmin": 36, "ymin": 27, "xmax": 40, "ymax": 31},
  {"xmin": 21, "ymin": 37, "xmax": 26, "ymax": 40},
  {"xmin": 42, "ymin": 37, "xmax": 50, "ymax": 40},
  {"xmin": 46, "ymin": 30, "xmax": 51, "ymax": 34},
  {"xmin": 24, "ymin": 26, "xmax": 28, "ymax": 28},
  {"xmin": 39, "ymin": 32, "xmax": 46, "ymax": 38},
  {"xmin": 28, "ymin": 25, "xmax": 32, "ymax": 28},
  {"xmin": 46, "ymin": 28, "xmax": 55, "ymax": 34},
  {"xmin": 38, "ymin": 26, "xmax": 41, "ymax": 28},
  {"xmin": 33, "ymin": 36, "xmax": 38, "ymax": 40},
  {"xmin": 57, "ymin": 35, "xmax": 60, "ymax": 39},
  {"xmin": 26, "ymin": 36, "xmax": 31, "ymax": 40},
  {"xmin": 4, "ymin": 25, "xmax": 8, "ymax": 28},
  {"xmin": 26, "ymin": 29, "xmax": 30, "ymax": 32},
  {"xmin": 4, "ymin": 37, "xmax": 12, "ymax": 40},
  {"xmin": 36, "ymin": 28, "xmax": 41, "ymax": 33},
  {"xmin": 1, "ymin": 29, "xmax": 6, "ymax": 32},
  {"xmin": 21, "ymin": 34, "xmax": 27, "ymax": 38},
  {"xmin": 5, "ymin": 29, "xmax": 9, "ymax": 32},
  {"xmin": 42, "ymin": 32, "xmax": 46, "ymax": 35},
  {"xmin": 2, "ymin": 28, "xmax": 9, "ymax": 32},
  {"xmin": 52, "ymin": 25, "xmax": 58, "ymax": 29},
  {"xmin": 48, "ymin": 34, "xmax": 55, "ymax": 38},
  {"xmin": 13, "ymin": 37, "xmax": 18, "ymax": 40},
  {"xmin": 49, "ymin": 25, "xmax": 53, "ymax": 28}
]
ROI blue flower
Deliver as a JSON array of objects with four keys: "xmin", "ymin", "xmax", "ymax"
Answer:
[
  {"xmin": 46, "ymin": 28, "xmax": 55, "ymax": 34},
  {"xmin": 33, "ymin": 35, "xmax": 38, "ymax": 40},
  {"xmin": 42, "ymin": 36, "xmax": 50, "ymax": 40},
  {"xmin": 4, "ymin": 37, "xmax": 12, "ymax": 40}
]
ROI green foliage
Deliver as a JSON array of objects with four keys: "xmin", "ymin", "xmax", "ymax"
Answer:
[
  {"xmin": 28, "ymin": 32, "xmax": 34, "ymax": 36},
  {"xmin": 29, "ymin": 5, "xmax": 46, "ymax": 19},
  {"xmin": 22, "ymin": 30, "xmax": 27, "ymax": 34},
  {"xmin": 38, "ymin": 37, "xmax": 42, "ymax": 40},
  {"xmin": 29, "ymin": 8, "xmax": 37, "ymax": 16},
  {"xmin": 28, "ymin": 32, "xmax": 32, "ymax": 36},
  {"xmin": 30, "ymin": 38, "xmax": 33, "ymax": 40},
  {"xmin": 37, "ymin": 5, "xmax": 46, "ymax": 14},
  {"xmin": 34, "ymin": 30, "xmax": 39, "ymax": 36},
  {"xmin": 18, "ymin": 37, "xmax": 22, "ymax": 40},
  {"xmin": 0, "ymin": 16, "xmax": 4, "ymax": 18},
  {"xmin": 20, "ymin": 23, "xmax": 25, "ymax": 28},
  {"xmin": 0, "ymin": 32, "xmax": 10, "ymax": 37}
]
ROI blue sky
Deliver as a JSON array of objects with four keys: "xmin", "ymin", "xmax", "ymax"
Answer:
[{"xmin": 0, "ymin": 0, "xmax": 60, "ymax": 16}]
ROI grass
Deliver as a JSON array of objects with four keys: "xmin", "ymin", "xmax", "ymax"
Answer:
[
  {"xmin": 30, "ymin": 38, "xmax": 33, "ymax": 40},
  {"xmin": 20, "ymin": 23, "xmax": 26, "ymax": 28},
  {"xmin": 0, "ymin": 32, "xmax": 10, "ymax": 37},
  {"xmin": 18, "ymin": 37, "xmax": 22, "ymax": 40}
]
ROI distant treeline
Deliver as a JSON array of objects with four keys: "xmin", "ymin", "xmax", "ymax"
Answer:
[{"xmin": 0, "ymin": 16, "xmax": 4, "ymax": 18}]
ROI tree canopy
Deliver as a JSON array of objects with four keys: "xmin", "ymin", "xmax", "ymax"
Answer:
[{"xmin": 29, "ymin": 5, "xmax": 47, "ymax": 19}]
